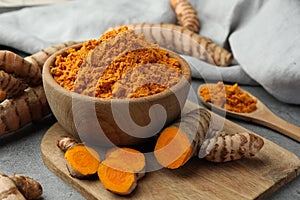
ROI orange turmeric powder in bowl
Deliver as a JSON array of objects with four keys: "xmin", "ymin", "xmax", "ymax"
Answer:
[
  {"xmin": 50, "ymin": 26, "xmax": 182, "ymax": 99},
  {"xmin": 199, "ymin": 81, "xmax": 257, "ymax": 113},
  {"xmin": 42, "ymin": 26, "xmax": 191, "ymax": 146}
]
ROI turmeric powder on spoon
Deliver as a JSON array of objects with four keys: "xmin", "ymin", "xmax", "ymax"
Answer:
[{"xmin": 199, "ymin": 81, "xmax": 257, "ymax": 113}]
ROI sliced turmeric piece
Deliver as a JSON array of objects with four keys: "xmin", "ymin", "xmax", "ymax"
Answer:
[
  {"xmin": 154, "ymin": 108, "xmax": 209, "ymax": 169},
  {"xmin": 154, "ymin": 127, "xmax": 194, "ymax": 169},
  {"xmin": 98, "ymin": 147, "xmax": 146, "ymax": 195},
  {"xmin": 154, "ymin": 107, "xmax": 264, "ymax": 169},
  {"xmin": 64, "ymin": 144, "xmax": 101, "ymax": 179},
  {"xmin": 98, "ymin": 159, "xmax": 137, "ymax": 195},
  {"xmin": 105, "ymin": 147, "xmax": 146, "ymax": 173}
]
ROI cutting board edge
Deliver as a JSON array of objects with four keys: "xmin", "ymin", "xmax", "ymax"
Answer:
[{"xmin": 255, "ymin": 167, "xmax": 300, "ymax": 200}]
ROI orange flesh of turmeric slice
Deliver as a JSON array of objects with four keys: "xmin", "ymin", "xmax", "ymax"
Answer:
[
  {"xmin": 105, "ymin": 147, "xmax": 146, "ymax": 172},
  {"xmin": 98, "ymin": 159, "xmax": 137, "ymax": 195},
  {"xmin": 154, "ymin": 126, "xmax": 193, "ymax": 169},
  {"xmin": 64, "ymin": 144, "xmax": 100, "ymax": 176}
]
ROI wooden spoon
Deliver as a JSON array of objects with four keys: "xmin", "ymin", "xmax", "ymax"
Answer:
[{"xmin": 198, "ymin": 84, "xmax": 300, "ymax": 142}]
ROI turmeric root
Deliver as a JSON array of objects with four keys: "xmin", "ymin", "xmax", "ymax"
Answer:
[
  {"xmin": 0, "ymin": 172, "xmax": 26, "ymax": 200},
  {"xmin": 0, "ymin": 89, "xmax": 6, "ymax": 101},
  {"xmin": 154, "ymin": 108, "xmax": 264, "ymax": 169},
  {"xmin": 57, "ymin": 136, "xmax": 101, "ymax": 179},
  {"xmin": 0, "ymin": 70, "xmax": 28, "ymax": 98},
  {"xmin": 0, "ymin": 51, "xmax": 41, "ymax": 85},
  {"xmin": 109, "ymin": 24, "xmax": 232, "ymax": 66},
  {"xmin": 98, "ymin": 147, "xmax": 146, "ymax": 195},
  {"xmin": 10, "ymin": 174, "xmax": 43, "ymax": 200},
  {"xmin": 0, "ymin": 86, "xmax": 50, "ymax": 136},
  {"xmin": 170, "ymin": 0, "xmax": 200, "ymax": 33},
  {"xmin": 154, "ymin": 108, "xmax": 211, "ymax": 169},
  {"xmin": 0, "ymin": 42, "xmax": 77, "ymax": 137},
  {"xmin": 25, "ymin": 41, "xmax": 79, "ymax": 69},
  {"xmin": 203, "ymin": 132, "xmax": 264, "ymax": 163},
  {"xmin": 56, "ymin": 135, "xmax": 78, "ymax": 152},
  {"xmin": 0, "ymin": 172, "xmax": 42, "ymax": 200}
]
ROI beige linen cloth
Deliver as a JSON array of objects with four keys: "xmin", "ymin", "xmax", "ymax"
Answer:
[{"xmin": 0, "ymin": 0, "xmax": 299, "ymax": 104}]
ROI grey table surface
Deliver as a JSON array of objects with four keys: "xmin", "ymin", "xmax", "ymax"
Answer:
[{"xmin": 0, "ymin": 7, "xmax": 299, "ymax": 200}]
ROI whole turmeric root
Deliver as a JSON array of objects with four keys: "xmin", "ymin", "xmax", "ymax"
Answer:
[
  {"xmin": 203, "ymin": 132, "xmax": 264, "ymax": 163},
  {"xmin": 154, "ymin": 108, "xmax": 264, "ymax": 169},
  {"xmin": 0, "ymin": 172, "xmax": 43, "ymax": 200},
  {"xmin": 109, "ymin": 24, "xmax": 233, "ymax": 66},
  {"xmin": 0, "ymin": 41, "xmax": 78, "ymax": 137},
  {"xmin": 0, "ymin": 86, "xmax": 50, "ymax": 136},
  {"xmin": 170, "ymin": 0, "xmax": 200, "ymax": 33}
]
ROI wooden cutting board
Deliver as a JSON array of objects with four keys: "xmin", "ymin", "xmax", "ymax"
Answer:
[{"xmin": 41, "ymin": 102, "xmax": 300, "ymax": 200}]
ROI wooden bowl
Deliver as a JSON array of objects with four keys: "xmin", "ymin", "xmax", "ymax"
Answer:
[{"xmin": 42, "ymin": 44, "xmax": 191, "ymax": 146}]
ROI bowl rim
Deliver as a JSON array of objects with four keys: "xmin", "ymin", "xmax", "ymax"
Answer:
[{"xmin": 42, "ymin": 43, "xmax": 191, "ymax": 103}]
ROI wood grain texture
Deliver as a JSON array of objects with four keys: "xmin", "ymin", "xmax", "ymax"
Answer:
[{"xmin": 41, "ymin": 101, "xmax": 300, "ymax": 200}]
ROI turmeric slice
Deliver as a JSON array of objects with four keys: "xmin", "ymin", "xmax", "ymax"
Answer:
[
  {"xmin": 154, "ymin": 107, "xmax": 264, "ymax": 169},
  {"xmin": 98, "ymin": 147, "xmax": 146, "ymax": 195},
  {"xmin": 199, "ymin": 82, "xmax": 258, "ymax": 113},
  {"xmin": 57, "ymin": 136, "xmax": 101, "ymax": 179},
  {"xmin": 105, "ymin": 147, "xmax": 146, "ymax": 174},
  {"xmin": 64, "ymin": 144, "xmax": 101, "ymax": 179},
  {"xmin": 98, "ymin": 159, "xmax": 137, "ymax": 195}
]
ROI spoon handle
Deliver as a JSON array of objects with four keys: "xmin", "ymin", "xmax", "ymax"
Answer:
[{"xmin": 253, "ymin": 107, "xmax": 300, "ymax": 142}]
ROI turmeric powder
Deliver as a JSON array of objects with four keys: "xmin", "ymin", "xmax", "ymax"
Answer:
[
  {"xmin": 199, "ymin": 82, "xmax": 257, "ymax": 113},
  {"xmin": 51, "ymin": 26, "xmax": 182, "ymax": 99}
]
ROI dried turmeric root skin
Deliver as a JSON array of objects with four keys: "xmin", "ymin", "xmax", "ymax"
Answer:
[
  {"xmin": 10, "ymin": 174, "xmax": 43, "ymax": 200},
  {"xmin": 0, "ymin": 86, "xmax": 50, "ymax": 136},
  {"xmin": 110, "ymin": 24, "xmax": 233, "ymax": 66},
  {"xmin": 204, "ymin": 132, "xmax": 264, "ymax": 163},
  {"xmin": 0, "ymin": 172, "xmax": 43, "ymax": 200},
  {"xmin": 0, "ymin": 172, "xmax": 26, "ymax": 200},
  {"xmin": 64, "ymin": 144, "xmax": 101, "ymax": 179},
  {"xmin": 0, "ymin": 70, "xmax": 28, "ymax": 98},
  {"xmin": 0, "ymin": 42, "xmax": 78, "ymax": 137},
  {"xmin": 170, "ymin": 0, "xmax": 200, "ymax": 33},
  {"xmin": 0, "ymin": 50, "xmax": 41, "ymax": 86},
  {"xmin": 57, "ymin": 135, "xmax": 78, "ymax": 153}
]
